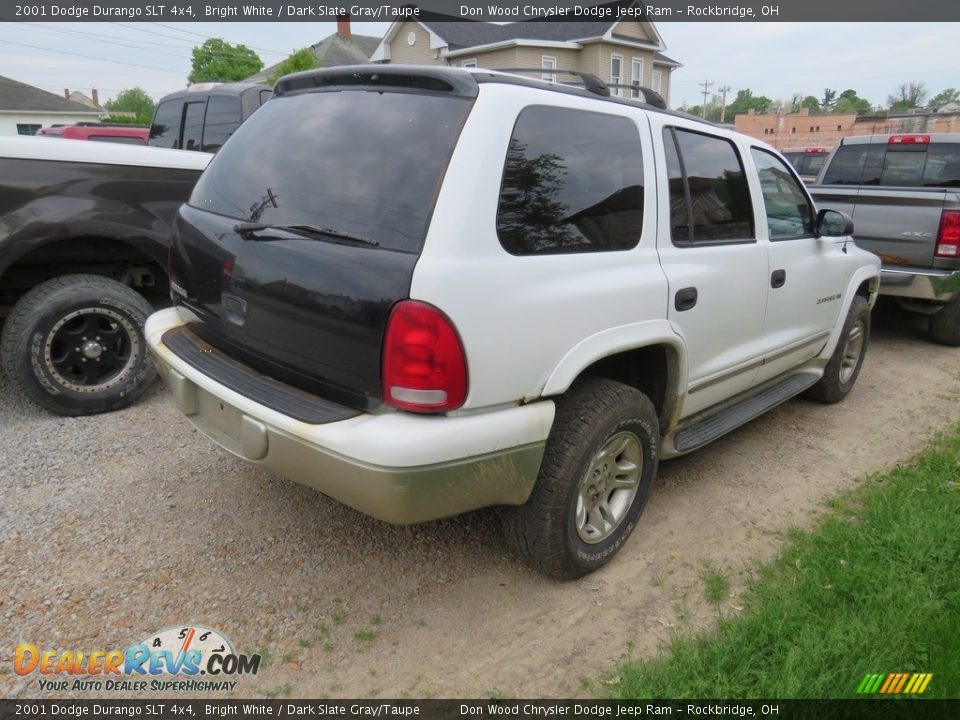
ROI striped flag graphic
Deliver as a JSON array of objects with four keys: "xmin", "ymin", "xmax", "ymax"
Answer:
[{"xmin": 857, "ymin": 672, "xmax": 933, "ymax": 694}]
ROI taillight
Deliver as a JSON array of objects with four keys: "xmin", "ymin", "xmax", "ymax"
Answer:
[
  {"xmin": 382, "ymin": 300, "xmax": 467, "ymax": 413},
  {"xmin": 936, "ymin": 210, "xmax": 960, "ymax": 258},
  {"xmin": 805, "ymin": 147, "xmax": 827, "ymax": 153},
  {"xmin": 889, "ymin": 135, "xmax": 930, "ymax": 145}
]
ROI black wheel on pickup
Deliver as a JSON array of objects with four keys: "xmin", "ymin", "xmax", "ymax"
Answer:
[
  {"xmin": 502, "ymin": 377, "xmax": 659, "ymax": 580},
  {"xmin": 805, "ymin": 295, "xmax": 870, "ymax": 404},
  {"xmin": 1, "ymin": 274, "xmax": 156, "ymax": 416},
  {"xmin": 929, "ymin": 295, "xmax": 960, "ymax": 347}
]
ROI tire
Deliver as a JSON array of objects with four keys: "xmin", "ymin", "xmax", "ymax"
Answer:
[
  {"xmin": 502, "ymin": 377, "xmax": 659, "ymax": 580},
  {"xmin": 929, "ymin": 295, "xmax": 960, "ymax": 347},
  {"xmin": 1, "ymin": 274, "xmax": 156, "ymax": 416},
  {"xmin": 805, "ymin": 295, "xmax": 870, "ymax": 404}
]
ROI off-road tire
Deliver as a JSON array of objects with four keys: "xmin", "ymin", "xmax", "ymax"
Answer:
[
  {"xmin": 929, "ymin": 295, "xmax": 960, "ymax": 347},
  {"xmin": 502, "ymin": 377, "xmax": 659, "ymax": 580},
  {"xmin": 1, "ymin": 274, "xmax": 156, "ymax": 416},
  {"xmin": 805, "ymin": 295, "xmax": 870, "ymax": 404}
]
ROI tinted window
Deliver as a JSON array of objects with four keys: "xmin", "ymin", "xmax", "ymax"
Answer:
[
  {"xmin": 190, "ymin": 90, "xmax": 472, "ymax": 253},
  {"xmin": 879, "ymin": 143, "xmax": 960, "ymax": 187},
  {"xmin": 497, "ymin": 106, "xmax": 644, "ymax": 255},
  {"xmin": 89, "ymin": 136, "xmax": 146, "ymax": 145},
  {"xmin": 181, "ymin": 101, "xmax": 206, "ymax": 151},
  {"xmin": 785, "ymin": 152, "xmax": 827, "ymax": 178},
  {"xmin": 751, "ymin": 149, "xmax": 814, "ymax": 239},
  {"xmin": 202, "ymin": 95, "xmax": 242, "ymax": 152},
  {"xmin": 150, "ymin": 100, "xmax": 182, "ymax": 148},
  {"xmin": 822, "ymin": 144, "xmax": 885, "ymax": 185},
  {"xmin": 665, "ymin": 128, "xmax": 753, "ymax": 244},
  {"xmin": 664, "ymin": 129, "xmax": 690, "ymax": 243}
]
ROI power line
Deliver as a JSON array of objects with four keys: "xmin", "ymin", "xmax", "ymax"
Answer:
[
  {"xmin": 0, "ymin": 38, "xmax": 187, "ymax": 75},
  {"xmin": 699, "ymin": 79, "xmax": 713, "ymax": 118}
]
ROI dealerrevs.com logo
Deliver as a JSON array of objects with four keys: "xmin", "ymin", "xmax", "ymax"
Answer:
[{"xmin": 14, "ymin": 626, "xmax": 261, "ymax": 693}]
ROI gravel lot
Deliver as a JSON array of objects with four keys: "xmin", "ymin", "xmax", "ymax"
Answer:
[{"xmin": 2, "ymin": 302, "xmax": 959, "ymax": 700}]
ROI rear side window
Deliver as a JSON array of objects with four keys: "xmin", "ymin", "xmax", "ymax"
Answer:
[
  {"xmin": 202, "ymin": 95, "xmax": 242, "ymax": 152},
  {"xmin": 880, "ymin": 143, "xmax": 960, "ymax": 187},
  {"xmin": 190, "ymin": 90, "xmax": 473, "ymax": 252},
  {"xmin": 822, "ymin": 144, "xmax": 884, "ymax": 185},
  {"xmin": 150, "ymin": 100, "xmax": 181, "ymax": 148},
  {"xmin": 664, "ymin": 127, "xmax": 754, "ymax": 245},
  {"xmin": 497, "ymin": 106, "xmax": 644, "ymax": 255}
]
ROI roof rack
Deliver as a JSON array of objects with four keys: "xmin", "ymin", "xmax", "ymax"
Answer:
[
  {"xmin": 490, "ymin": 68, "xmax": 610, "ymax": 98},
  {"xmin": 606, "ymin": 84, "xmax": 667, "ymax": 110}
]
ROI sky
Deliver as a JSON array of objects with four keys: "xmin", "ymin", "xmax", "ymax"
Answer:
[{"xmin": 0, "ymin": 21, "xmax": 956, "ymax": 110}]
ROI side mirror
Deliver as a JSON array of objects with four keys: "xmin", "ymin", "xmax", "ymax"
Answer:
[{"xmin": 816, "ymin": 208, "xmax": 854, "ymax": 237}]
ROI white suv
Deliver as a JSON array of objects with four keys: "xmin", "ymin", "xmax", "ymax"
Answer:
[{"xmin": 146, "ymin": 66, "xmax": 880, "ymax": 578}]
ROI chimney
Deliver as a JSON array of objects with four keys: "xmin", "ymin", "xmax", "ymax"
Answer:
[
  {"xmin": 64, "ymin": 88, "xmax": 70, "ymax": 99},
  {"xmin": 336, "ymin": 14, "xmax": 351, "ymax": 41},
  {"xmin": 91, "ymin": 88, "xmax": 100, "ymax": 107}
]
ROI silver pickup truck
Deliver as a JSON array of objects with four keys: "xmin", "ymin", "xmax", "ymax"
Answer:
[{"xmin": 810, "ymin": 133, "xmax": 960, "ymax": 345}]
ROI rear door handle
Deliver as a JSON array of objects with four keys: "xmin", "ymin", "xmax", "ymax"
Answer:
[
  {"xmin": 771, "ymin": 269, "xmax": 786, "ymax": 289},
  {"xmin": 675, "ymin": 287, "xmax": 698, "ymax": 312}
]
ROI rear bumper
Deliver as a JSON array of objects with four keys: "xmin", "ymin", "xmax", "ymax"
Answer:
[
  {"xmin": 880, "ymin": 266, "xmax": 960, "ymax": 303},
  {"xmin": 145, "ymin": 308, "xmax": 553, "ymax": 524}
]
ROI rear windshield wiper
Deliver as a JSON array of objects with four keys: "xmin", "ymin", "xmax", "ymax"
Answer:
[{"xmin": 233, "ymin": 222, "xmax": 378, "ymax": 247}]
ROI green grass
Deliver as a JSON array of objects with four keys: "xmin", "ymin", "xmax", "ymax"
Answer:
[{"xmin": 612, "ymin": 428, "xmax": 960, "ymax": 699}]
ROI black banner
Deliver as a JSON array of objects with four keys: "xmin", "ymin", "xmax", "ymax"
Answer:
[
  {"xmin": 2, "ymin": 700, "xmax": 960, "ymax": 720},
  {"xmin": 1, "ymin": 0, "xmax": 960, "ymax": 23}
]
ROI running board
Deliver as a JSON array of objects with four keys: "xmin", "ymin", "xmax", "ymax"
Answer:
[{"xmin": 673, "ymin": 373, "xmax": 819, "ymax": 453}]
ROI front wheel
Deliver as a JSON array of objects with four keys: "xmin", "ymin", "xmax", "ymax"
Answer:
[
  {"xmin": 502, "ymin": 377, "xmax": 659, "ymax": 579},
  {"xmin": 1, "ymin": 274, "xmax": 156, "ymax": 416},
  {"xmin": 929, "ymin": 295, "xmax": 960, "ymax": 347},
  {"xmin": 805, "ymin": 295, "xmax": 870, "ymax": 404}
]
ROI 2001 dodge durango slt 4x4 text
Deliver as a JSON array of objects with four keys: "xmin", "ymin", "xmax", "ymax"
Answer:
[{"xmin": 146, "ymin": 66, "xmax": 881, "ymax": 578}]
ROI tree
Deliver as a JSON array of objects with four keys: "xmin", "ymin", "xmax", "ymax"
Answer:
[
  {"xmin": 188, "ymin": 38, "xmax": 263, "ymax": 84},
  {"xmin": 927, "ymin": 88, "xmax": 960, "ymax": 111},
  {"xmin": 799, "ymin": 95, "xmax": 820, "ymax": 112},
  {"xmin": 833, "ymin": 89, "xmax": 873, "ymax": 116},
  {"xmin": 266, "ymin": 48, "xmax": 320, "ymax": 85},
  {"xmin": 102, "ymin": 87, "xmax": 155, "ymax": 125},
  {"xmin": 726, "ymin": 88, "xmax": 773, "ymax": 117},
  {"xmin": 887, "ymin": 81, "xmax": 928, "ymax": 111},
  {"xmin": 820, "ymin": 88, "xmax": 837, "ymax": 111}
]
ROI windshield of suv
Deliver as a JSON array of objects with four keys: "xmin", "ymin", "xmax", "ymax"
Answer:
[{"xmin": 188, "ymin": 89, "xmax": 473, "ymax": 253}]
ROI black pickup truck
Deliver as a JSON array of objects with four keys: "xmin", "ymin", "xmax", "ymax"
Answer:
[
  {"xmin": 810, "ymin": 133, "xmax": 960, "ymax": 345},
  {"xmin": 0, "ymin": 137, "xmax": 209, "ymax": 415}
]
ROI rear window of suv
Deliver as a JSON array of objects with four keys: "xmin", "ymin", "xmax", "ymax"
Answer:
[{"xmin": 189, "ymin": 90, "xmax": 472, "ymax": 252}]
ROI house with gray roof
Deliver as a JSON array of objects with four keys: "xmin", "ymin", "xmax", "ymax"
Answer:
[
  {"xmin": 0, "ymin": 75, "xmax": 103, "ymax": 137},
  {"xmin": 247, "ymin": 19, "xmax": 381, "ymax": 84},
  {"xmin": 370, "ymin": 8, "xmax": 681, "ymax": 105}
]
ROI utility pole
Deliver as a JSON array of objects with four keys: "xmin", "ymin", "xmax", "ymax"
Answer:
[
  {"xmin": 699, "ymin": 79, "xmax": 713, "ymax": 118},
  {"xmin": 719, "ymin": 85, "xmax": 731, "ymax": 123}
]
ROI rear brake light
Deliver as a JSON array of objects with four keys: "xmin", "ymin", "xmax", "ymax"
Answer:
[
  {"xmin": 936, "ymin": 210, "xmax": 960, "ymax": 258},
  {"xmin": 889, "ymin": 135, "xmax": 930, "ymax": 145},
  {"xmin": 382, "ymin": 300, "xmax": 467, "ymax": 413},
  {"xmin": 805, "ymin": 147, "xmax": 827, "ymax": 153}
]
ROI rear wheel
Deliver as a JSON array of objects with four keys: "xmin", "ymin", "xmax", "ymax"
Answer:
[
  {"xmin": 502, "ymin": 377, "xmax": 659, "ymax": 579},
  {"xmin": 1, "ymin": 275, "xmax": 156, "ymax": 416},
  {"xmin": 929, "ymin": 295, "xmax": 960, "ymax": 347},
  {"xmin": 805, "ymin": 295, "xmax": 870, "ymax": 404}
]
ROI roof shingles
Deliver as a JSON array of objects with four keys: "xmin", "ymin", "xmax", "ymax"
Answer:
[{"xmin": 0, "ymin": 75, "xmax": 101, "ymax": 113}]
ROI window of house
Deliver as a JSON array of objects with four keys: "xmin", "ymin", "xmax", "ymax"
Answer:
[
  {"xmin": 497, "ymin": 105, "xmax": 645, "ymax": 255},
  {"xmin": 791, "ymin": 128, "xmax": 796, "ymax": 134},
  {"xmin": 202, "ymin": 95, "xmax": 242, "ymax": 152},
  {"xmin": 610, "ymin": 54, "xmax": 623, "ymax": 96},
  {"xmin": 541, "ymin": 56, "xmax": 556, "ymax": 83},
  {"xmin": 651, "ymin": 70, "xmax": 662, "ymax": 93},
  {"xmin": 631, "ymin": 58, "xmax": 643, "ymax": 98},
  {"xmin": 837, "ymin": 125, "xmax": 842, "ymax": 131},
  {"xmin": 751, "ymin": 148, "xmax": 814, "ymax": 239},
  {"xmin": 461, "ymin": 59, "xmax": 477, "ymax": 68},
  {"xmin": 815, "ymin": 126, "xmax": 820, "ymax": 132},
  {"xmin": 663, "ymin": 127, "xmax": 754, "ymax": 245},
  {"xmin": 16, "ymin": 124, "xmax": 41, "ymax": 136},
  {"xmin": 150, "ymin": 100, "xmax": 182, "ymax": 148}
]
